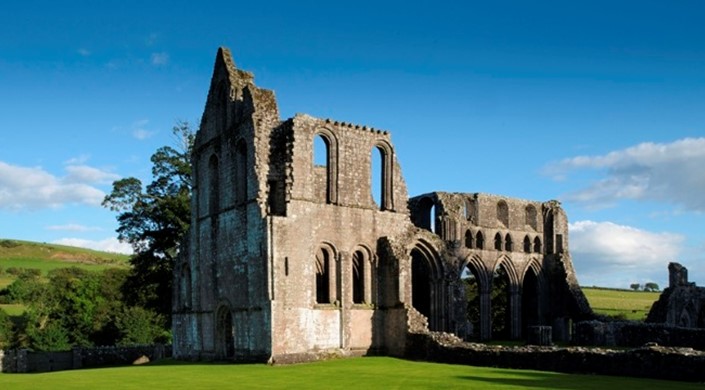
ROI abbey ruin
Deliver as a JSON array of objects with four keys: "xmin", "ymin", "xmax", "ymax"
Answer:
[{"xmin": 171, "ymin": 48, "xmax": 592, "ymax": 362}]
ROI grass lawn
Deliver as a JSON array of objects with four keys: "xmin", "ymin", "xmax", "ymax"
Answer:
[
  {"xmin": 582, "ymin": 287, "xmax": 660, "ymax": 321},
  {"xmin": 0, "ymin": 357, "xmax": 700, "ymax": 389}
]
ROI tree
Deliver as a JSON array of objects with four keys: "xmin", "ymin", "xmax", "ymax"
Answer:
[
  {"xmin": 630, "ymin": 283, "xmax": 641, "ymax": 291},
  {"xmin": 103, "ymin": 121, "xmax": 194, "ymax": 323},
  {"xmin": 644, "ymin": 282, "xmax": 660, "ymax": 292}
]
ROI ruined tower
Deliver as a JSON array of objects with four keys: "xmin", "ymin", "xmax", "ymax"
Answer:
[{"xmin": 172, "ymin": 48, "xmax": 591, "ymax": 362}]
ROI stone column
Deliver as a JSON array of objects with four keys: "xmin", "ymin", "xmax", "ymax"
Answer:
[
  {"xmin": 479, "ymin": 288, "xmax": 491, "ymax": 341},
  {"xmin": 509, "ymin": 285, "xmax": 521, "ymax": 339}
]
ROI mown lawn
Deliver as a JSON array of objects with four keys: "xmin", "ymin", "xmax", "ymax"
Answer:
[
  {"xmin": 0, "ymin": 357, "xmax": 700, "ymax": 389},
  {"xmin": 582, "ymin": 287, "xmax": 660, "ymax": 321}
]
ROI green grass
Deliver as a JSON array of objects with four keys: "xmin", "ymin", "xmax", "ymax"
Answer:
[
  {"xmin": 582, "ymin": 287, "xmax": 660, "ymax": 321},
  {"xmin": 0, "ymin": 303, "xmax": 25, "ymax": 316},
  {"xmin": 0, "ymin": 357, "xmax": 699, "ymax": 389},
  {"xmin": 0, "ymin": 357, "xmax": 702, "ymax": 390}
]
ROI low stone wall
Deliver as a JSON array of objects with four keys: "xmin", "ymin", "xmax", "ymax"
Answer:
[
  {"xmin": 0, "ymin": 344, "xmax": 171, "ymax": 373},
  {"xmin": 574, "ymin": 320, "xmax": 705, "ymax": 350},
  {"xmin": 406, "ymin": 332, "xmax": 705, "ymax": 382}
]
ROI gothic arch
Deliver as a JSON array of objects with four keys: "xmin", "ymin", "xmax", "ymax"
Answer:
[
  {"xmin": 313, "ymin": 128, "xmax": 339, "ymax": 204},
  {"xmin": 410, "ymin": 239, "xmax": 444, "ymax": 330},
  {"xmin": 492, "ymin": 254, "xmax": 520, "ymax": 287},
  {"xmin": 214, "ymin": 303, "xmax": 235, "ymax": 359}
]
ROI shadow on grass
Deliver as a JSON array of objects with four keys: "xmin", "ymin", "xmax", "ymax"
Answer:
[{"xmin": 456, "ymin": 371, "xmax": 576, "ymax": 390}]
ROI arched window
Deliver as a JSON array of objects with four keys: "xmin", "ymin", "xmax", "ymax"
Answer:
[
  {"xmin": 235, "ymin": 139, "xmax": 247, "ymax": 204},
  {"xmin": 371, "ymin": 147, "xmax": 383, "ymax": 209},
  {"xmin": 533, "ymin": 237, "xmax": 542, "ymax": 254},
  {"xmin": 476, "ymin": 231, "xmax": 484, "ymax": 249},
  {"xmin": 372, "ymin": 142, "xmax": 394, "ymax": 211},
  {"xmin": 208, "ymin": 154, "xmax": 220, "ymax": 216},
  {"xmin": 352, "ymin": 250, "xmax": 365, "ymax": 304},
  {"xmin": 415, "ymin": 197, "xmax": 436, "ymax": 233},
  {"xmin": 315, "ymin": 247, "xmax": 332, "ymax": 304},
  {"xmin": 497, "ymin": 201, "xmax": 509, "ymax": 228},
  {"xmin": 494, "ymin": 233, "xmax": 503, "ymax": 251},
  {"xmin": 523, "ymin": 236, "xmax": 531, "ymax": 253},
  {"xmin": 525, "ymin": 205, "xmax": 538, "ymax": 230},
  {"xmin": 464, "ymin": 230, "xmax": 474, "ymax": 249},
  {"xmin": 313, "ymin": 131, "xmax": 338, "ymax": 204},
  {"xmin": 504, "ymin": 233, "xmax": 513, "ymax": 252}
]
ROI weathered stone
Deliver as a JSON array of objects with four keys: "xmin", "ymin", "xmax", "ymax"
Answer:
[{"xmin": 171, "ymin": 47, "xmax": 591, "ymax": 363}]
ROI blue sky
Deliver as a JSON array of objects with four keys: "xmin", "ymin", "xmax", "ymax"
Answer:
[{"xmin": 1, "ymin": 1, "xmax": 704, "ymax": 288}]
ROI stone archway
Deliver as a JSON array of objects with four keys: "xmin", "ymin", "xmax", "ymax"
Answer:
[
  {"xmin": 215, "ymin": 305, "xmax": 234, "ymax": 359},
  {"xmin": 410, "ymin": 241, "xmax": 444, "ymax": 331}
]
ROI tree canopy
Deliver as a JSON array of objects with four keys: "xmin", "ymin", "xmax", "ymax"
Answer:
[{"xmin": 102, "ymin": 121, "xmax": 194, "ymax": 322}]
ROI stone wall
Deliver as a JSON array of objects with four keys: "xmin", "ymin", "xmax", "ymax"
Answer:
[
  {"xmin": 0, "ymin": 344, "xmax": 170, "ymax": 373},
  {"xmin": 406, "ymin": 331, "xmax": 705, "ymax": 382},
  {"xmin": 574, "ymin": 320, "xmax": 705, "ymax": 350}
]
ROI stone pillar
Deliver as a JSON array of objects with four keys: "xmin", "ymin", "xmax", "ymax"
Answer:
[
  {"xmin": 509, "ymin": 286, "xmax": 521, "ymax": 339},
  {"xmin": 479, "ymin": 289, "xmax": 491, "ymax": 341}
]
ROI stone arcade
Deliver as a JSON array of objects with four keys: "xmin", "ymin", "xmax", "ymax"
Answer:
[{"xmin": 171, "ymin": 48, "xmax": 592, "ymax": 362}]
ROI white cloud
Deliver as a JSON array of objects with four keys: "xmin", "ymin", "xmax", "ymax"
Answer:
[
  {"xmin": 77, "ymin": 48, "xmax": 91, "ymax": 57},
  {"xmin": 151, "ymin": 52, "xmax": 169, "ymax": 66},
  {"xmin": 545, "ymin": 137, "xmax": 705, "ymax": 211},
  {"xmin": 131, "ymin": 118, "xmax": 154, "ymax": 140},
  {"xmin": 64, "ymin": 155, "xmax": 90, "ymax": 165},
  {"xmin": 64, "ymin": 165, "xmax": 120, "ymax": 184},
  {"xmin": 0, "ymin": 161, "xmax": 119, "ymax": 211},
  {"xmin": 53, "ymin": 237, "xmax": 133, "ymax": 255},
  {"xmin": 569, "ymin": 220, "xmax": 684, "ymax": 288},
  {"xmin": 46, "ymin": 224, "xmax": 102, "ymax": 232}
]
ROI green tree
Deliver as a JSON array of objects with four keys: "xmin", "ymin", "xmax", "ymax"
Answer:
[
  {"xmin": 644, "ymin": 282, "xmax": 660, "ymax": 292},
  {"xmin": 630, "ymin": 283, "xmax": 641, "ymax": 291},
  {"xmin": 0, "ymin": 308, "xmax": 13, "ymax": 349},
  {"xmin": 102, "ymin": 121, "xmax": 194, "ymax": 323},
  {"xmin": 115, "ymin": 306, "xmax": 169, "ymax": 346}
]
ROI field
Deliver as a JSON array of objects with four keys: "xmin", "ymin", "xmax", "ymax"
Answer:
[
  {"xmin": 582, "ymin": 287, "xmax": 660, "ymax": 320},
  {"xmin": 0, "ymin": 357, "xmax": 701, "ymax": 389},
  {"xmin": 0, "ymin": 239, "xmax": 130, "ymax": 313}
]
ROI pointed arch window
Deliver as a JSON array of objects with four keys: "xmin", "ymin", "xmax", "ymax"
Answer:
[
  {"xmin": 464, "ymin": 230, "xmax": 474, "ymax": 249},
  {"xmin": 475, "ymin": 231, "xmax": 484, "ymax": 249},
  {"xmin": 523, "ymin": 236, "xmax": 531, "ymax": 253},
  {"xmin": 494, "ymin": 233, "xmax": 503, "ymax": 251},
  {"xmin": 208, "ymin": 154, "xmax": 220, "ymax": 216},
  {"xmin": 352, "ymin": 250, "xmax": 365, "ymax": 304},
  {"xmin": 504, "ymin": 233, "xmax": 513, "ymax": 252},
  {"xmin": 534, "ymin": 237, "xmax": 542, "ymax": 254}
]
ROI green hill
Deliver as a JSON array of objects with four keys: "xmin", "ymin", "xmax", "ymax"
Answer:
[
  {"xmin": 0, "ymin": 238, "xmax": 130, "ymax": 288},
  {"xmin": 582, "ymin": 286, "xmax": 660, "ymax": 321}
]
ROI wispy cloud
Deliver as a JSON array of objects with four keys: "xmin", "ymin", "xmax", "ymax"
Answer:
[
  {"xmin": 544, "ymin": 137, "xmax": 705, "ymax": 211},
  {"xmin": 0, "ymin": 161, "xmax": 119, "ymax": 211},
  {"xmin": 569, "ymin": 220, "xmax": 684, "ymax": 288},
  {"xmin": 151, "ymin": 52, "xmax": 169, "ymax": 66},
  {"xmin": 53, "ymin": 237, "xmax": 133, "ymax": 255},
  {"xmin": 77, "ymin": 48, "xmax": 91, "ymax": 57},
  {"xmin": 46, "ymin": 224, "xmax": 102, "ymax": 232},
  {"xmin": 131, "ymin": 119, "xmax": 155, "ymax": 140}
]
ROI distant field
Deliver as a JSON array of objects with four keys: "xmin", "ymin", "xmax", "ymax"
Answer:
[
  {"xmin": 0, "ymin": 239, "xmax": 130, "ymax": 314},
  {"xmin": 582, "ymin": 287, "xmax": 660, "ymax": 321},
  {"xmin": 0, "ymin": 357, "xmax": 700, "ymax": 390}
]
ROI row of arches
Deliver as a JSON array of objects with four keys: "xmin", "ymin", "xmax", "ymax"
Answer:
[
  {"xmin": 411, "ymin": 242, "xmax": 544, "ymax": 340},
  {"xmin": 464, "ymin": 230, "xmax": 542, "ymax": 254},
  {"xmin": 313, "ymin": 131, "xmax": 393, "ymax": 211},
  {"xmin": 314, "ymin": 243, "xmax": 374, "ymax": 306}
]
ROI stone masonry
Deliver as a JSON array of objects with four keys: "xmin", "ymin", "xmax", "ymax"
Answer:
[{"xmin": 171, "ymin": 47, "xmax": 592, "ymax": 362}]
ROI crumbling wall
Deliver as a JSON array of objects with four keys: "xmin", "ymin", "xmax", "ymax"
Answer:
[{"xmin": 406, "ymin": 332, "xmax": 705, "ymax": 382}]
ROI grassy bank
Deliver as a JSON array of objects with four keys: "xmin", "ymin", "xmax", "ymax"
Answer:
[{"xmin": 582, "ymin": 287, "xmax": 660, "ymax": 320}]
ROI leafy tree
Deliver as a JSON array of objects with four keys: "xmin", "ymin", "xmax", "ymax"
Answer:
[
  {"xmin": 0, "ymin": 308, "xmax": 13, "ymax": 349},
  {"xmin": 115, "ymin": 306, "xmax": 169, "ymax": 346},
  {"xmin": 102, "ymin": 121, "xmax": 194, "ymax": 323},
  {"xmin": 644, "ymin": 282, "xmax": 660, "ymax": 292},
  {"xmin": 630, "ymin": 283, "xmax": 641, "ymax": 291}
]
